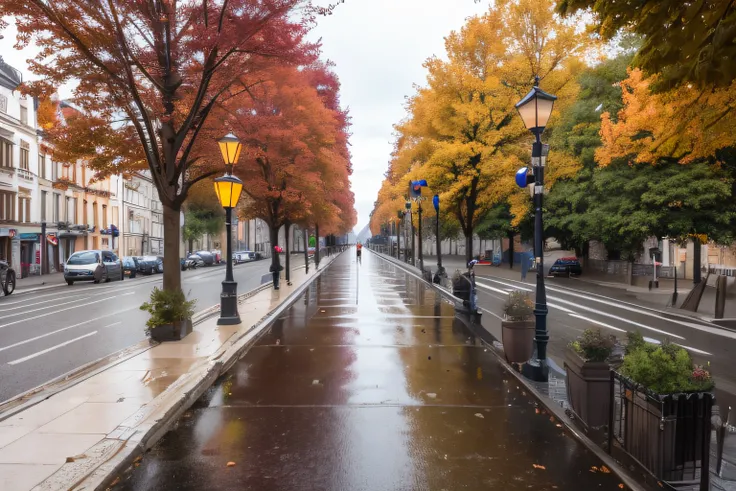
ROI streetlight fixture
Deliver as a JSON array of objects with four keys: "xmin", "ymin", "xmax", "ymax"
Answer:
[
  {"xmin": 432, "ymin": 194, "xmax": 445, "ymax": 282},
  {"xmin": 214, "ymin": 133, "xmax": 244, "ymax": 326},
  {"xmin": 397, "ymin": 210, "xmax": 403, "ymax": 261},
  {"xmin": 515, "ymin": 76, "xmax": 556, "ymax": 383}
]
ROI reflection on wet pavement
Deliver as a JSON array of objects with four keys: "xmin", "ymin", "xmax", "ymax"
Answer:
[{"xmin": 116, "ymin": 251, "xmax": 625, "ymax": 490}]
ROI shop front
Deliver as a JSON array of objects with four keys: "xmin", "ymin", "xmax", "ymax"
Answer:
[{"xmin": 18, "ymin": 232, "xmax": 41, "ymax": 278}]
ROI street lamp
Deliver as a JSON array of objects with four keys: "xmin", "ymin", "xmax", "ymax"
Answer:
[
  {"xmin": 515, "ymin": 76, "xmax": 556, "ymax": 383},
  {"xmin": 397, "ymin": 210, "xmax": 403, "ymax": 261},
  {"xmin": 432, "ymin": 194, "xmax": 445, "ymax": 282},
  {"xmin": 214, "ymin": 133, "xmax": 244, "ymax": 326}
]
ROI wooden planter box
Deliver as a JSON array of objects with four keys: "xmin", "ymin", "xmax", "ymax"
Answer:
[
  {"xmin": 149, "ymin": 319, "xmax": 193, "ymax": 342},
  {"xmin": 501, "ymin": 319, "xmax": 535, "ymax": 363},
  {"xmin": 564, "ymin": 348, "xmax": 611, "ymax": 429},
  {"xmin": 612, "ymin": 373, "xmax": 714, "ymax": 485}
]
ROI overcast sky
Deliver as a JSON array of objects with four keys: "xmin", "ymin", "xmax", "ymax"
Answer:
[
  {"xmin": 0, "ymin": 1, "xmax": 490, "ymax": 234},
  {"xmin": 311, "ymin": 1, "xmax": 489, "ymax": 233}
]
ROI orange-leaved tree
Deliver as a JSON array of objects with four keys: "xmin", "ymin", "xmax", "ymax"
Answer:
[
  {"xmin": 221, "ymin": 64, "xmax": 352, "ymax": 274},
  {"xmin": 1, "ymin": 0, "xmax": 316, "ymax": 291}
]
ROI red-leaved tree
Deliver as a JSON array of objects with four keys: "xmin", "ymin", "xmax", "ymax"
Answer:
[{"xmin": 1, "ymin": 0, "xmax": 317, "ymax": 291}]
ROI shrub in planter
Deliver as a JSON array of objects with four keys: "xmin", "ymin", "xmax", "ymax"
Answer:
[
  {"xmin": 565, "ymin": 329, "xmax": 616, "ymax": 429},
  {"xmin": 501, "ymin": 290, "xmax": 535, "ymax": 363},
  {"xmin": 140, "ymin": 287, "xmax": 197, "ymax": 342},
  {"xmin": 614, "ymin": 333, "xmax": 714, "ymax": 483}
]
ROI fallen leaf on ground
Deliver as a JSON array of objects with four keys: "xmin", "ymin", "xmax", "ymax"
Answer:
[
  {"xmin": 619, "ymin": 484, "xmax": 624, "ymax": 489},
  {"xmin": 600, "ymin": 465, "xmax": 611, "ymax": 474},
  {"xmin": 532, "ymin": 464, "xmax": 546, "ymax": 470},
  {"xmin": 474, "ymin": 413, "xmax": 484, "ymax": 419},
  {"xmin": 227, "ymin": 461, "xmax": 236, "ymax": 467},
  {"xmin": 556, "ymin": 423, "xmax": 562, "ymax": 428},
  {"xmin": 535, "ymin": 408, "xmax": 540, "ymax": 414},
  {"xmin": 590, "ymin": 466, "xmax": 598, "ymax": 473},
  {"xmin": 426, "ymin": 393, "xmax": 437, "ymax": 399},
  {"xmin": 320, "ymin": 309, "xmax": 326, "ymax": 313}
]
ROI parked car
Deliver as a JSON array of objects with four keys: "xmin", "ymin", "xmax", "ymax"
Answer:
[
  {"xmin": 549, "ymin": 257, "xmax": 583, "ymax": 277},
  {"xmin": 137, "ymin": 256, "xmax": 163, "ymax": 275},
  {"xmin": 211, "ymin": 250, "xmax": 222, "ymax": 264},
  {"xmin": 0, "ymin": 259, "xmax": 16, "ymax": 296},
  {"xmin": 156, "ymin": 255, "xmax": 164, "ymax": 273},
  {"xmin": 195, "ymin": 250, "xmax": 216, "ymax": 266},
  {"xmin": 233, "ymin": 251, "xmax": 256, "ymax": 264},
  {"xmin": 122, "ymin": 256, "xmax": 139, "ymax": 278},
  {"xmin": 65, "ymin": 250, "xmax": 123, "ymax": 285},
  {"xmin": 186, "ymin": 253, "xmax": 205, "ymax": 268}
]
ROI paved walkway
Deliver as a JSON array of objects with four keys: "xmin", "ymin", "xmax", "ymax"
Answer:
[
  {"xmin": 0, "ymin": 255, "xmax": 336, "ymax": 491},
  {"xmin": 113, "ymin": 250, "xmax": 626, "ymax": 491}
]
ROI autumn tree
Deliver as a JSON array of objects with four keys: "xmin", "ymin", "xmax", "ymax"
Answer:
[
  {"xmin": 557, "ymin": 0, "xmax": 736, "ymax": 90},
  {"xmin": 222, "ymin": 64, "xmax": 352, "ymax": 274},
  {"xmin": 2, "ymin": 0, "xmax": 316, "ymax": 291},
  {"xmin": 373, "ymin": 0, "xmax": 591, "ymax": 263}
]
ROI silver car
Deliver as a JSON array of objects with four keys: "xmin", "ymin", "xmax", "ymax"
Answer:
[{"xmin": 64, "ymin": 250, "xmax": 124, "ymax": 285}]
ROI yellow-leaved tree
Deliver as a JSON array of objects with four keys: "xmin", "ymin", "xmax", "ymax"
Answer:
[{"xmin": 373, "ymin": 0, "xmax": 594, "ymax": 261}]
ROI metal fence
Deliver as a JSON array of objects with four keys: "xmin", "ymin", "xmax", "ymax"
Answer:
[
  {"xmin": 608, "ymin": 371, "xmax": 713, "ymax": 490},
  {"xmin": 586, "ymin": 259, "xmax": 631, "ymax": 277},
  {"xmin": 631, "ymin": 264, "xmax": 685, "ymax": 279}
]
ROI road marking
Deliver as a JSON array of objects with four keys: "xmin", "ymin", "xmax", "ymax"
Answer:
[
  {"xmin": 568, "ymin": 314, "xmax": 627, "ymax": 333},
  {"xmin": 8, "ymin": 331, "xmax": 98, "ymax": 365},
  {"xmin": 0, "ymin": 293, "xmax": 89, "ymax": 312},
  {"xmin": 475, "ymin": 282, "xmax": 577, "ymax": 314},
  {"xmin": 480, "ymin": 307, "xmax": 504, "ymax": 321},
  {"xmin": 548, "ymin": 295, "xmax": 685, "ymax": 340},
  {"xmin": 0, "ymin": 292, "xmax": 134, "ymax": 329},
  {"xmin": 0, "ymin": 292, "xmax": 122, "ymax": 318},
  {"xmin": 0, "ymin": 310, "xmax": 130, "ymax": 352},
  {"xmin": 476, "ymin": 278, "xmax": 533, "ymax": 292}
]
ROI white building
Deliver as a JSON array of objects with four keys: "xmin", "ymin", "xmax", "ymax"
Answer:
[{"xmin": 118, "ymin": 171, "xmax": 163, "ymax": 256}]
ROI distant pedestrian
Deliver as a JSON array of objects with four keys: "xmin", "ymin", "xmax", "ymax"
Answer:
[
  {"xmin": 271, "ymin": 245, "xmax": 284, "ymax": 290},
  {"xmin": 520, "ymin": 251, "xmax": 532, "ymax": 282}
]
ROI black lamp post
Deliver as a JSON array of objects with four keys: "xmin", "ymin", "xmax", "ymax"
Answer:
[
  {"xmin": 432, "ymin": 194, "xmax": 443, "ymax": 276},
  {"xmin": 214, "ymin": 133, "xmax": 244, "ymax": 326},
  {"xmin": 406, "ymin": 200, "xmax": 414, "ymax": 265},
  {"xmin": 515, "ymin": 76, "xmax": 556, "ymax": 382},
  {"xmin": 416, "ymin": 198, "xmax": 424, "ymax": 273}
]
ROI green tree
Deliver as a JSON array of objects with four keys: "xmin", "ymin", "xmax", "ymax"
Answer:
[{"xmin": 556, "ymin": 0, "xmax": 736, "ymax": 90}]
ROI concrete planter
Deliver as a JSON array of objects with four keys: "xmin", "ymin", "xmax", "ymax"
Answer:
[
  {"xmin": 150, "ymin": 319, "xmax": 193, "ymax": 342},
  {"xmin": 501, "ymin": 319, "xmax": 535, "ymax": 363},
  {"xmin": 564, "ymin": 348, "xmax": 611, "ymax": 429}
]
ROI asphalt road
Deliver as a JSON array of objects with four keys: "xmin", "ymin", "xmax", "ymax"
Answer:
[
  {"xmin": 114, "ymin": 251, "xmax": 623, "ymax": 491},
  {"xmin": 0, "ymin": 256, "xmax": 307, "ymax": 404}
]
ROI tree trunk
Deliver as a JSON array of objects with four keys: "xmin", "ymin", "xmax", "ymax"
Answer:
[
  {"xmin": 464, "ymin": 230, "xmax": 473, "ymax": 264},
  {"xmin": 188, "ymin": 237, "xmax": 193, "ymax": 255},
  {"xmin": 315, "ymin": 223, "xmax": 321, "ymax": 268},
  {"xmin": 162, "ymin": 202, "xmax": 182, "ymax": 292},
  {"xmin": 270, "ymin": 224, "xmax": 279, "ymax": 273},
  {"xmin": 303, "ymin": 226, "xmax": 309, "ymax": 274},
  {"xmin": 285, "ymin": 222, "xmax": 291, "ymax": 283},
  {"xmin": 508, "ymin": 230, "xmax": 515, "ymax": 269}
]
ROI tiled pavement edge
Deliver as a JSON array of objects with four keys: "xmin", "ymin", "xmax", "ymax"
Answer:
[{"xmin": 0, "ymin": 253, "xmax": 341, "ymax": 491}]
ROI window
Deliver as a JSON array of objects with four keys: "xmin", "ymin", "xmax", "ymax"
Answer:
[
  {"xmin": 0, "ymin": 191, "xmax": 15, "ymax": 220},
  {"xmin": 41, "ymin": 191, "xmax": 47, "ymax": 221},
  {"xmin": 93, "ymin": 202, "xmax": 98, "ymax": 227},
  {"xmin": 65, "ymin": 196, "xmax": 70, "ymax": 222},
  {"xmin": 0, "ymin": 94, "xmax": 7, "ymax": 113},
  {"xmin": 20, "ymin": 106, "xmax": 27, "ymax": 125},
  {"xmin": 53, "ymin": 193, "xmax": 60, "ymax": 222},
  {"xmin": 72, "ymin": 197, "xmax": 78, "ymax": 224},
  {"xmin": 18, "ymin": 141, "xmax": 29, "ymax": 170},
  {"xmin": 83, "ymin": 200, "xmax": 88, "ymax": 226},
  {"xmin": 18, "ymin": 197, "xmax": 30, "ymax": 223},
  {"xmin": 102, "ymin": 204, "xmax": 108, "ymax": 228},
  {"xmin": 0, "ymin": 139, "xmax": 12, "ymax": 168},
  {"xmin": 39, "ymin": 154, "xmax": 46, "ymax": 179}
]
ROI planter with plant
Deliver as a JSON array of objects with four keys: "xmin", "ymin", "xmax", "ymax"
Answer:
[
  {"xmin": 565, "ymin": 328, "xmax": 615, "ymax": 429},
  {"xmin": 611, "ymin": 331, "xmax": 715, "ymax": 484},
  {"xmin": 501, "ymin": 290, "xmax": 535, "ymax": 363},
  {"xmin": 140, "ymin": 287, "xmax": 197, "ymax": 342}
]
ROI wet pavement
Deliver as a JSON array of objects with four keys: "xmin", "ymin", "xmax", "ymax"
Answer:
[{"xmin": 115, "ymin": 251, "xmax": 626, "ymax": 491}]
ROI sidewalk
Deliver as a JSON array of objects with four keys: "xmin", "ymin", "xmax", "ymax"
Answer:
[
  {"xmin": 13, "ymin": 272, "xmax": 65, "ymax": 292},
  {"xmin": 112, "ymin": 250, "xmax": 629, "ymax": 491},
  {"xmin": 0, "ymin": 253, "xmax": 339, "ymax": 491},
  {"xmin": 421, "ymin": 254, "xmax": 736, "ymax": 321}
]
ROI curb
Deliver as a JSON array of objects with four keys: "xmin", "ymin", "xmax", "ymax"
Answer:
[
  {"xmin": 49, "ymin": 252, "xmax": 341, "ymax": 491},
  {"xmin": 368, "ymin": 248, "xmax": 647, "ymax": 491}
]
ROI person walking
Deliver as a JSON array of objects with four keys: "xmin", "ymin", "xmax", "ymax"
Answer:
[
  {"xmin": 520, "ymin": 250, "xmax": 532, "ymax": 282},
  {"xmin": 271, "ymin": 245, "xmax": 284, "ymax": 290},
  {"xmin": 356, "ymin": 242, "xmax": 362, "ymax": 262}
]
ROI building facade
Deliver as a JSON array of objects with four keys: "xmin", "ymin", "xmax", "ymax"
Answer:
[{"xmin": 119, "ymin": 171, "xmax": 163, "ymax": 257}]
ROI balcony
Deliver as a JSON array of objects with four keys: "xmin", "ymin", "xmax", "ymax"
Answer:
[{"xmin": 17, "ymin": 168, "xmax": 33, "ymax": 182}]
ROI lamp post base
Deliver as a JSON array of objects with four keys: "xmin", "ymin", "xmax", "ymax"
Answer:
[
  {"xmin": 521, "ymin": 358, "xmax": 549, "ymax": 382},
  {"xmin": 218, "ymin": 280, "xmax": 240, "ymax": 325}
]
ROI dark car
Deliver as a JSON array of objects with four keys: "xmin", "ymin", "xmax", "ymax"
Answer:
[
  {"xmin": 549, "ymin": 257, "xmax": 583, "ymax": 277},
  {"xmin": 122, "ymin": 256, "xmax": 139, "ymax": 278},
  {"xmin": 195, "ymin": 250, "xmax": 216, "ymax": 266},
  {"xmin": 136, "ymin": 256, "xmax": 163, "ymax": 275}
]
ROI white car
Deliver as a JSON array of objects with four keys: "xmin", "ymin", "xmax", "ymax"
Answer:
[{"xmin": 233, "ymin": 251, "xmax": 255, "ymax": 264}]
